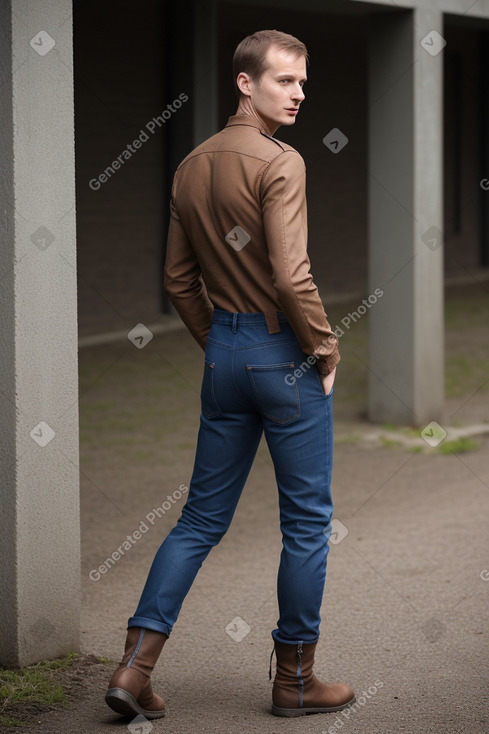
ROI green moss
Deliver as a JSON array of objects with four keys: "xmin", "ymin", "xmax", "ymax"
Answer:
[
  {"xmin": 0, "ymin": 654, "xmax": 78, "ymax": 725},
  {"xmin": 408, "ymin": 445, "xmax": 424, "ymax": 454},
  {"xmin": 437, "ymin": 437, "xmax": 479, "ymax": 454},
  {"xmin": 379, "ymin": 436, "xmax": 403, "ymax": 449},
  {"xmin": 381, "ymin": 422, "xmax": 399, "ymax": 432}
]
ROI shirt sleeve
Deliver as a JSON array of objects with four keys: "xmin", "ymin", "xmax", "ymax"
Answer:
[
  {"xmin": 163, "ymin": 195, "xmax": 214, "ymax": 350},
  {"xmin": 260, "ymin": 150, "xmax": 340, "ymax": 374}
]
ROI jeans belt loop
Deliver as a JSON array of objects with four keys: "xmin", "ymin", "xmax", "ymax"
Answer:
[
  {"xmin": 264, "ymin": 310, "xmax": 281, "ymax": 334},
  {"xmin": 232, "ymin": 312, "xmax": 238, "ymax": 333}
]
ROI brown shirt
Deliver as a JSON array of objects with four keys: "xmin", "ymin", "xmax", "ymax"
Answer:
[{"xmin": 164, "ymin": 114, "xmax": 339, "ymax": 374}]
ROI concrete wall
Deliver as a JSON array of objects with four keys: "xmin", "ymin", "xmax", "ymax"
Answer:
[
  {"xmin": 0, "ymin": 0, "xmax": 80, "ymax": 667},
  {"xmin": 73, "ymin": 0, "xmax": 177, "ymax": 336}
]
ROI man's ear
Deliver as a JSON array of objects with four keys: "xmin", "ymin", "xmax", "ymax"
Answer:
[{"xmin": 236, "ymin": 71, "xmax": 252, "ymax": 97}]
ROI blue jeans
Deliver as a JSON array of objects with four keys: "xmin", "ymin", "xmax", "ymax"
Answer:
[{"xmin": 128, "ymin": 309, "xmax": 334, "ymax": 644}]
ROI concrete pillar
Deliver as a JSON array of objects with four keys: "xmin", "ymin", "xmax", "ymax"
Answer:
[
  {"xmin": 0, "ymin": 0, "xmax": 79, "ymax": 666},
  {"xmin": 368, "ymin": 9, "xmax": 444, "ymax": 425}
]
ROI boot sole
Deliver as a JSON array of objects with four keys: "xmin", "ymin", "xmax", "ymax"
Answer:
[
  {"xmin": 272, "ymin": 695, "xmax": 356, "ymax": 717},
  {"xmin": 105, "ymin": 687, "xmax": 166, "ymax": 719}
]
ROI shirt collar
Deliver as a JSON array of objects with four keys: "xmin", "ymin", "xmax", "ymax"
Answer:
[{"xmin": 225, "ymin": 114, "xmax": 266, "ymax": 133}]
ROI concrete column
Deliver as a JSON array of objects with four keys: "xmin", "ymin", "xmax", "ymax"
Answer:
[
  {"xmin": 0, "ymin": 0, "xmax": 79, "ymax": 666},
  {"xmin": 368, "ymin": 9, "xmax": 444, "ymax": 425}
]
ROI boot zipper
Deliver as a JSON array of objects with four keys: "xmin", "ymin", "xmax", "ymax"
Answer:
[
  {"xmin": 127, "ymin": 629, "xmax": 145, "ymax": 668},
  {"xmin": 268, "ymin": 646, "xmax": 275, "ymax": 681},
  {"xmin": 297, "ymin": 642, "xmax": 304, "ymax": 708}
]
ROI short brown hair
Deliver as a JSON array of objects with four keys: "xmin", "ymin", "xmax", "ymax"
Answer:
[{"xmin": 232, "ymin": 30, "xmax": 308, "ymax": 96}]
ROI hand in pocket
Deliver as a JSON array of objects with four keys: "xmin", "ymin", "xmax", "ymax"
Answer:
[{"xmin": 320, "ymin": 366, "xmax": 336, "ymax": 396}]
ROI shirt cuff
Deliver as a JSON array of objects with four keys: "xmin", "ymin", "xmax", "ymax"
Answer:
[{"xmin": 316, "ymin": 349, "xmax": 340, "ymax": 376}]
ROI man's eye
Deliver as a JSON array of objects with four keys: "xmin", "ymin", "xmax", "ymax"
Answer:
[{"xmin": 279, "ymin": 79, "xmax": 289, "ymax": 84}]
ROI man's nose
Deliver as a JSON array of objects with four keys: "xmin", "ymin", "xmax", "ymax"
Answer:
[{"xmin": 292, "ymin": 84, "xmax": 305, "ymax": 102}]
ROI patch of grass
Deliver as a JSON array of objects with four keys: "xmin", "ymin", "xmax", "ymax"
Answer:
[
  {"xmin": 0, "ymin": 654, "xmax": 78, "ymax": 726},
  {"xmin": 382, "ymin": 425, "xmax": 421, "ymax": 439},
  {"xmin": 381, "ymin": 422, "xmax": 399, "ymax": 432},
  {"xmin": 438, "ymin": 437, "xmax": 479, "ymax": 454},
  {"xmin": 379, "ymin": 436, "xmax": 403, "ymax": 449},
  {"xmin": 0, "ymin": 714, "xmax": 25, "ymax": 727}
]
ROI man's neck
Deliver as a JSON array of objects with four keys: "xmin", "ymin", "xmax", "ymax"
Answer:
[{"xmin": 235, "ymin": 99, "xmax": 278, "ymax": 137}]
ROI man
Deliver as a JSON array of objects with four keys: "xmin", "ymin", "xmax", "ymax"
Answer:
[{"xmin": 105, "ymin": 29, "xmax": 355, "ymax": 720}]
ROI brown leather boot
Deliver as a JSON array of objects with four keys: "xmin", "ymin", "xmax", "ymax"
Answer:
[
  {"xmin": 105, "ymin": 627, "xmax": 167, "ymax": 719},
  {"xmin": 271, "ymin": 640, "xmax": 355, "ymax": 717}
]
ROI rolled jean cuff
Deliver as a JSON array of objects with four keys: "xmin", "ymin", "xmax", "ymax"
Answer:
[
  {"xmin": 128, "ymin": 616, "xmax": 172, "ymax": 637},
  {"xmin": 272, "ymin": 628, "xmax": 320, "ymax": 645}
]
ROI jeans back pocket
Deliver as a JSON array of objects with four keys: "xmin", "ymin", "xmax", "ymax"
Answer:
[{"xmin": 247, "ymin": 362, "xmax": 300, "ymax": 424}]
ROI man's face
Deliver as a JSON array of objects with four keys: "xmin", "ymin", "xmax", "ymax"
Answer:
[{"xmin": 245, "ymin": 45, "xmax": 307, "ymax": 132}]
